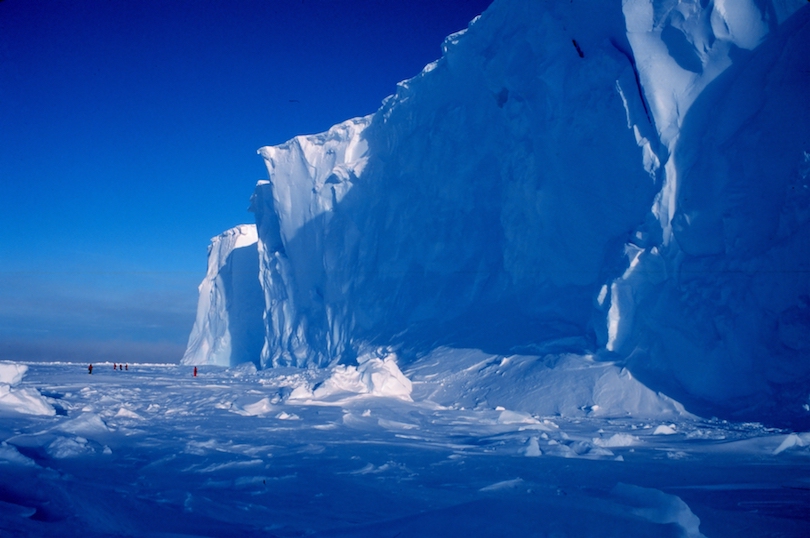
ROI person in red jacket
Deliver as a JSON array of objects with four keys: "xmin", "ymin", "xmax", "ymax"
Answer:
[
  {"xmin": 193, "ymin": 366, "xmax": 197, "ymax": 377},
  {"xmin": 88, "ymin": 364, "xmax": 93, "ymax": 375}
]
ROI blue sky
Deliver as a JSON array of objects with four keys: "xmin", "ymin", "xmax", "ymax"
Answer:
[{"xmin": 0, "ymin": 0, "xmax": 492, "ymax": 363}]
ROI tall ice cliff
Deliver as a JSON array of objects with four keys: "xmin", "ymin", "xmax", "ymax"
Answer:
[{"xmin": 184, "ymin": 0, "xmax": 810, "ymax": 427}]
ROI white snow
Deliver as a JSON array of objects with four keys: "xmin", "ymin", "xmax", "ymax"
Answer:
[
  {"xmin": 612, "ymin": 483, "xmax": 706, "ymax": 538},
  {"xmin": 524, "ymin": 437, "xmax": 542, "ymax": 457},
  {"xmin": 773, "ymin": 432, "xmax": 810, "ymax": 455},
  {"xmin": 115, "ymin": 407, "xmax": 144, "ymax": 420},
  {"xmin": 0, "ymin": 442, "xmax": 36, "ymax": 467},
  {"xmin": 479, "ymin": 478, "xmax": 524, "ymax": 492},
  {"xmin": 654, "ymin": 424, "xmax": 678, "ymax": 435},
  {"xmin": 0, "ymin": 363, "xmax": 27, "ymax": 386},
  {"xmin": 234, "ymin": 396, "xmax": 273, "ymax": 416},
  {"xmin": 594, "ymin": 433, "xmax": 641, "ymax": 448},
  {"xmin": 46, "ymin": 436, "xmax": 96, "ymax": 459},
  {"xmin": 0, "ymin": 361, "xmax": 55, "ymax": 416},
  {"xmin": 408, "ymin": 348, "xmax": 690, "ymax": 419},
  {"xmin": 55, "ymin": 412, "xmax": 110, "ymax": 436},
  {"xmin": 289, "ymin": 348, "xmax": 412, "ymax": 402},
  {"xmin": 0, "ymin": 362, "xmax": 806, "ymax": 536}
]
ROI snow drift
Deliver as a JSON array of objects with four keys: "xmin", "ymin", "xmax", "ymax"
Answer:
[
  {"xmin": 186, "ymin": 0, "xmax": 810, "ymax": 427},
  {"xmin": 407, "ymin": 348, "xmax": 689, "ymax": 420}
]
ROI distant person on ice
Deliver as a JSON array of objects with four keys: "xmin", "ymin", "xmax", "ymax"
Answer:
[
  {"xmin": 193, "ymin": 366, "xmax": 197, "ymax": 377},
  {"xmin": 88, "ymin": 364, "xmax": 93, "ymax": 375}
]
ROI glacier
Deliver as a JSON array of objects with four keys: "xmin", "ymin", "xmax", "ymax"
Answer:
[{"xmin": 185, "ymin": 0, "xmax": 810, "ymax": 427}]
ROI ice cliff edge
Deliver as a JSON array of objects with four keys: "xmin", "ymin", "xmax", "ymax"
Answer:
[
  {"xmin": 182, "ymin": 224, "xmax": 264, "ymax": 367},
  {"xmin": 186, "ymin": 0, "xmax": 810, "ymax": 427}
]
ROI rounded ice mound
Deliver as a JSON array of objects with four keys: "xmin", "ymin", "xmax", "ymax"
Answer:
[
  {"xmin": 229, "ymin": 362, "xmax": 259, "ymax": 377},
  {"xmin": 0, "ymin": 363, "xmax": 28, "ymax": 386},
  {"xmin": 299, "ymin": 349, "xmax": 413, "ymax": 402},
  {"xmin": 0, "ymin": 361, "xmax": 55, "ymax": 416},
  {"xmin": 56, "ymin": 413, "xmax": 110, "ymax": 436},
  {"xmin": 408, "ymin": 349, "xmax": 689, "ymax": 419},
  {"xmin": 356, "ymin": 349, "xmax": 413, "ymax": 401}
]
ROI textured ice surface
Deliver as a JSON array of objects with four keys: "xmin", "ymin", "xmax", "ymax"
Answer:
[
  {"xmin": 1, "ymin": 362, "xmax": 808, "ymax": 536},
  {"xmin": 0, "ymin": 362, "xmax": 54, "ymax": 416},
  {"xmin": 612, "ymin": 1, "xmax": 810, "ymax": 426},
  {"xmin": 0, "ymin": 363, "xmax": 27, "ymax": 386}
]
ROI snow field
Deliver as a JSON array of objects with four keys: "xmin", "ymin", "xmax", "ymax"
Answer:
[{"xmin": 1, "ymin": 357, "xmax": 809, "ymax": 536}]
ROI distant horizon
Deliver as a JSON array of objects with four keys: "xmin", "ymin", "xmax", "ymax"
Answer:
[
  {"xmin": 0, "ymin": 0, "xmax": 493, "ymax": 364},
  {"xmin": 1, "ymin": 357, "xmax": 180, "ymax": 367}
]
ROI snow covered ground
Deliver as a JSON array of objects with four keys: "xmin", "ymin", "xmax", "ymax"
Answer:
[{"xmin": 1, "ymin": 357, "xmax": 809, "ymax": 537}]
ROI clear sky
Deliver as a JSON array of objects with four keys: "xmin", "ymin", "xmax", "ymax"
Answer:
[{"xmin": 0, "ymin": 0, "xmax": 493, "ymax": 363}]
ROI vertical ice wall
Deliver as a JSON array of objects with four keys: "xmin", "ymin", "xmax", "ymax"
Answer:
[
  {"xmin": 182, "ymin": 224, "xmax": 264, "ymax": 367},
  {"xmin": 608, "ymin": 0, "xmax": 810, "ymax": 425},
  {"xmin": 250, "ymin": 118, "xmax": 370, "ymax": 367},
  {"xmin": 252, "ymin": 0, "xmax": 659, "ymax": 367}
]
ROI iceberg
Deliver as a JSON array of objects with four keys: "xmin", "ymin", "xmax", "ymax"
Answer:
[{"xmin": 186, "ymin": 0, "xmax": 810, "ymax": 427}]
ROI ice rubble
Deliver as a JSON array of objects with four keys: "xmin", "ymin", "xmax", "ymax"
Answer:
[
  {"xmin": 229, "ymin": 354, "xmax": 412, "ymax": 416},
  {"xmin": 187, "ymin": 0, "xmax": 810, "ymax": 426},
  {"xmin": 0, "ymin": 362, "xmax": 54, "ymax": 416},
  {"xmin": 289, "ymin": 348, "xmax": 413, "ymax": 403}
]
